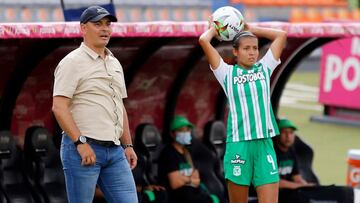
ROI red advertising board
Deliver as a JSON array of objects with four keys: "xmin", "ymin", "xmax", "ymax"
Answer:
[{"xmin": 2, "ymin": 22, "xmax": 360, "ymax": 39}]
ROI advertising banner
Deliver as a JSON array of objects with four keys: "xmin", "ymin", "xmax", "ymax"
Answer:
[
  {"xmin": 320, "ymin": 37, "xmax": 360, "ymax": 110},
  {"xmin": 1, "ymin": 22, "xmax": 360, "ymax": 39}
]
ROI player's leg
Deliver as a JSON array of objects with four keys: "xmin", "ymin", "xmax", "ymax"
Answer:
[
  {"xmin": 256, "ymin": 182, "xmax": 279, "ymax": 203},
  {"xmin": 227, "ymin": 181, "xmax": 249, "ymax": 203},
  {"xmin": 60, "ymin": 134, "xmax": 100, "ymax": 203},
  {"xmin": 253, "ymin": 138, "xmax": 279, "ymax": 203},
  {"xmin": 223, "ymin": 142, "xmax": 253, "ymax": 203},
  {"xmin": 97, "ymin": 146, "xmax": 138, "ymax": 203}
]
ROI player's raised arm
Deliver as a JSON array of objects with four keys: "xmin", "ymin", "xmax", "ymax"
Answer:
[
  {"xmin": 247, "ymin": 25, "xmax": 287, "ymax": 60},
  {"xmin": 199, "ymin": 27, "xmax": 222, "ymax": 70}
]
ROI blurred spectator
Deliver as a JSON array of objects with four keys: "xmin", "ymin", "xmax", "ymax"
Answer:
[
  {"xmin": 158, "ymin": 115, "xmax": 214, "ymax": 203},
  {"xmin": 274, "ymin": 118, "xmax": 315, "ymax": 189}
]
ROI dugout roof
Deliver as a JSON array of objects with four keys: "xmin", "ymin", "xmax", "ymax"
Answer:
[{"xmin": 0, "ymin": 22, "xmax": 358, "ymax": 137}]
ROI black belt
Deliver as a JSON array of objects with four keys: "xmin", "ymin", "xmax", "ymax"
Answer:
[{"xmin": 86, "ymin": 137, "xmax": 117, "ymax": 147}]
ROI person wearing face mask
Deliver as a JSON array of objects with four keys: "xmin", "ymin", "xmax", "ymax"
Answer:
[{"xmin": 158, "ymin": 115, "xmax": 213, "ymax": 203}]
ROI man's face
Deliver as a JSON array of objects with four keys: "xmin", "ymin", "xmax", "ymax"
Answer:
[
  {"xmin": 81, "ymin": 17, "xmax": 112, "ymax": 48},
  {"xmin": 279, "ymin": 128, "xmax": 295, "ymax": 149}
]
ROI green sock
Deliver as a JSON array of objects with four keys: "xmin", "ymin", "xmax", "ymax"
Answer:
[
  {"xmin": 210, "ymin": 194, "xmax": 220, "ymax": 203},
  {"xmin": 143, "ymin": 189, "xmax": 155, "ymax": 202}
]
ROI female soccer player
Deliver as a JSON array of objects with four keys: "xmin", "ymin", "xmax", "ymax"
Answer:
[{"xmin": 199, "ymin": 23, "xmax": 287, "ymax": 203}]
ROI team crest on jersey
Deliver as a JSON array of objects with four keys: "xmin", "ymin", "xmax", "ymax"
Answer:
[
  {"xmin": 230, "ymin": 154, "xmax": 246, "ymax": 164},
  {"xmin": 233, "ymin": 166, "xmax": 241, "ymax": 176}
]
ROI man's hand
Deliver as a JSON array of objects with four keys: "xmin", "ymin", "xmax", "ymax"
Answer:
[
  {"xmin": 190, "ymin": 169, "xmax": 201, "ymax": 187},
  {"xmin": 124, "ymin": 147, "xmax": 137, "ymax": 169},
  {"xmin": 77, "ymin": 144, "xmax": 96, "ymax": 166},
  {"xmin": 303, "ymin": 182, "xmax": 316, "ymax": 187},
  {"xmin": 144, "ymin": 185, "xmax": 165, "ymax": 191}
]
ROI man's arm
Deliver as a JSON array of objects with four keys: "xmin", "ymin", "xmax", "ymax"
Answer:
[
  {"xmin": 293, "ymin": 174, "xmax": 308, "ymax": 185},
  {"xmin": 52, "ymin": 96, "xmax": 96, "ymax": 165},
  {"xmin": 279, "ymin": 174, "xmax": 315, "ymax": 189},
  {"xmin": 293, "ymin": 174, "xmax": 316, "ymax": 186},
  {"xmin": 279, "ymin": 178, "xmax": 305, "ymax": 189},
  {"xmin": 52, "ymin": 96, "xmax": 81, "ymax": 140},
  {"xmin": 199, "ymin": 27, "xmax": 222, "ymax": 70},
  {"xmin": 167, "ymin": 171, "xmax": 193, "ymax": 190},
  {"xmin": 120, "ymin": 105, "xmax": 137, "ymax": 169}
]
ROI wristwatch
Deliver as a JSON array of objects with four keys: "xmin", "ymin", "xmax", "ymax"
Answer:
[
  {"xmin": 122, "ymin": 144, "xmax": 133, "ymax": 149},
  {"xmin": 74, "ymin": 135, "xmax": 87, "ymax": 147}
]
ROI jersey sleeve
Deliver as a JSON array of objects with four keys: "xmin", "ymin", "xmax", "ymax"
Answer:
[
  {"xmin": 211, "ymin": 58, "xmax": 231, "ymax": 94},
  {"xmin": 258, "ymin": 49, "xmax": 281, "ymax": 76},
  {"xmin": 53, "ymin": 58, "xmax": 80, "ymax": 98}
]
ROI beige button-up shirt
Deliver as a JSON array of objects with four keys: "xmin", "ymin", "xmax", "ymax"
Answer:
[{"xmin": 53, "ymin": 43, "xmax": 127, "ymax": 145}]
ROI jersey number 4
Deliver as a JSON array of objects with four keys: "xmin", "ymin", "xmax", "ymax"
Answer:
[{"xmin": 267, "ymin": 155, "xmax": 276, "ymax": 171}]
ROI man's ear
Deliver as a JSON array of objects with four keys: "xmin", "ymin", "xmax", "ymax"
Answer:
[{"xmin": 80, "ymin": 23, "xmax": 86, "ymax": 34}]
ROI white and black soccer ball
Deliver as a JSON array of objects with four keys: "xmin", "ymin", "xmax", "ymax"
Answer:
[{"xmin": 212, "ymin": 6, "xmax": 245, "ymax": 41}]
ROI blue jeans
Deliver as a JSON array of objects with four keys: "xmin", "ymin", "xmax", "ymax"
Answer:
[{"xmin": 60, "ymin": 134, "xmax": 138, "ymax": 203}]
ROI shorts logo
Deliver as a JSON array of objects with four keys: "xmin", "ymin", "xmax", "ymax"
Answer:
[
  {"xmin": 230, "ymin": 154, "xmax": 246, "ymax": 164},
  {"xmin": 233, "ymin": 166, "xmax": 241, "ymax": 176},
  {"xmin": 270, "ymin": 171, "xmax": 278, "ymax": 175}
]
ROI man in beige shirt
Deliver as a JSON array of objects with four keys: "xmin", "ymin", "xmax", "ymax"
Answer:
[{"xmin": 52, "ymin": 5, "xmax": 137, "ymax": 203}]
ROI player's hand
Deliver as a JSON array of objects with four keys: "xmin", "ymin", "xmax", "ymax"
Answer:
[
  {"xmin": 208, "ymin": 16, "xmax": 222, "ymax": 41},
  {"xmin": 207, "ymin": 15, "xmax": 214, "ymax": 29},
  {"xmin": 77, "ymin": 143, "xmax": 96, "ymax": 166},
  {"xmin": 124, "ymin": 147, "xmax": 137, "ymax": 169},
  {"xmin": 210, "ymin": 27, "xmax": 221, "ymax": 39},
  {"xmin": 243, "ymin": 22, "xmax": 249, "ymax": 32}
]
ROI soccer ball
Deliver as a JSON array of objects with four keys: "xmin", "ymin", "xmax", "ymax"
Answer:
[{"xmin": 211, "ymin": 6, "xmax": 245, "ymax": 41}]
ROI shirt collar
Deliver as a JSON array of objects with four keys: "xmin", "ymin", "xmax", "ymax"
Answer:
[{"xmin": 80, "ymin": 42, "xmax": 114, "ymax": 60}]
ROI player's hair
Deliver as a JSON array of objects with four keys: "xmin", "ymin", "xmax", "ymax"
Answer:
[{"xmin": 232, "ymin": 31, "xmax": 257, "ymax": 48}]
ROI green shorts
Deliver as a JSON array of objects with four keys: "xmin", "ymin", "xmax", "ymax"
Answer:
[{"xmin": 223, "ymin": 138, "xmax": 279, "ymax": 188}]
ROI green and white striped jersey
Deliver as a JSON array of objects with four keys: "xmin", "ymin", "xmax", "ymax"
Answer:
[{"xmin": 212, "ymin": 50, "xmax": 280, "ymax": 142}]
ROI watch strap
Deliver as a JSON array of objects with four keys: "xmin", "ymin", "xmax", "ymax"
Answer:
[
  {"xmin": 122, "ymin": 144, "xmax": 133, "ymax": 149},
  {"xmin": 74, "ymin": 140, "xmax": 82, "ymax": 147},
  {"xmin": 74, "ymin": 135, "xmax": 86, "ymax": 147}
]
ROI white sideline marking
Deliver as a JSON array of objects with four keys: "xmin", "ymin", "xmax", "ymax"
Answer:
[
  {"xmin": 280, "ymin": 83, "xmax": 322, "ymax": 111},
  {"xmin": 280, "ymin": 103, "xmax": 323, "ymax": 111},
  {"xmin": 286, "ymin": 83, "xmax": 319, "ymax": 93},
  {"xmin": 283, "ymin": 90, "xmax": 318, "ymax": 100}
]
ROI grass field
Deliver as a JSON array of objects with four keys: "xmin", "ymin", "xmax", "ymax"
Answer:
[{"xmin": 278, "ymin": 71, "xmax": 360, "ymax": 185}]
